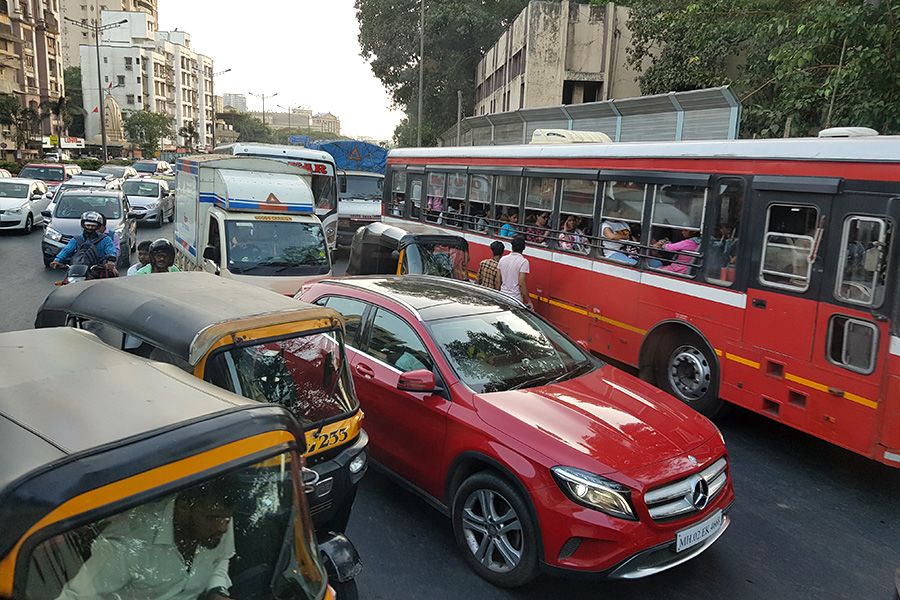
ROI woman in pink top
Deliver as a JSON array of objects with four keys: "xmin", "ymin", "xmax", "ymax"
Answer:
[{"xmin": 653, "ymin": 229, "xmax": 700, "ymax": 274}]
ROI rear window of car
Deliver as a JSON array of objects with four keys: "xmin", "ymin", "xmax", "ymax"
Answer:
[
  {"xmin": 134, "ymin": 162, "xmax": 157, "ymax": 173},
  {"xmin": 55, "ymin": 194, "xmax": 121, "ymax": 219},
  {"xmin": 122, "ymin": 180, "xmax": 159, "ymax": 196},
  {"xmin": 19, "ymin": 166, "xmax": 64, "ymax": 181}
]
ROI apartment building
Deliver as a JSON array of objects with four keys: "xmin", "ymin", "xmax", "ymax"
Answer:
[
  {"xmin": 474, "ymin": 1, "xmax": 640, "ymax": 117},
  {"xmin": 222, "ymin": 92, "xmax": 246, "ymax": 112},
  {"xmin": 0, "ymin": 0, "xmax": 65, "ymax": 160},
  {"xmin": 81, "ymin": 10, "xmax": 215, "ymax": 151},
  {"xmin": 59, "ymin": 0, "xmax": 156, "ymax": 69},
  {"xmin": 311, "ymin": 112, "xmax": 340, "ymax": 135},
  {"xmin": 249, "ymin": 107, "xmax": 312, "ymax": 129}
]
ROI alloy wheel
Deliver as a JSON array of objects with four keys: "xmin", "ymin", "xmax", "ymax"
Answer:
[{"xmin": 461, "ymin": 489, "xmax": 524, "ymax": 574}]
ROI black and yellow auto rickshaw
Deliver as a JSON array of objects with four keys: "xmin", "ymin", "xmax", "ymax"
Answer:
[
  {"xmin": 0, "ymin": 327, "xmax": 346, "ymax": 600},
  {"xmin": 34, "ymin": 273, "xmax": 366, "ymax": 593},
  {"xmin": 346, "ymin": 221, "xmax": 469, "ymax": 280}
]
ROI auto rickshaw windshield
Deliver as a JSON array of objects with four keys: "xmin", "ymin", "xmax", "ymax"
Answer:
[
  {"xmin": 204, "ymin": 329, "xmax": 359, "ymax": 428},
  {"xmin": 404, "ymin": 241, "xmax": 469, "ymax": 280},
  {"xmin": 20, "ymin": 451, "xmax": 327, "ymax": 600}
]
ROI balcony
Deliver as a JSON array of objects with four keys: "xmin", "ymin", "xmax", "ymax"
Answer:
[{"xmin": 41, "ymin": 10, "xmax": 59, "ymax": 33}]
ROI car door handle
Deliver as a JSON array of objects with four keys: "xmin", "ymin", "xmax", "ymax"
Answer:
[
  {"xmin": 752, "ymin": 298, "xmax": 767, "ymax": 309},
  {"xmin": 355, "ymin": 363, "xmax": 375, "ymax": 379}
]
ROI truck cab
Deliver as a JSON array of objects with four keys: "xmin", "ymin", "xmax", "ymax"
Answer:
[
  {"xmin": 337, "ymin": 170, "xmax": 384, "ymax": 246},
  {"xmin": 175, "ymin": 155, "xmax": 332, "ymax": 296}
]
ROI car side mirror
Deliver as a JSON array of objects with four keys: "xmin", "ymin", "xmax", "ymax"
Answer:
[
  {"xmin": 203, "ymin": 244, "xmax": 220, "ymax": 264},
  {"xmin": 41, "ymin": 210, "xmax": 51, "ymax": 219},
  {"xmin": 397, "ymin": 369, "xmax": 436, "ymax": 393},
  {"xmin": 44, "ymin": 191, "xmax": 52, "ymax": 199}
]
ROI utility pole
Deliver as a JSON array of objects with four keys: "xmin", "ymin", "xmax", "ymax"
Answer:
[
  {"xmin": 209, "ymin": 68, "xmax": 230, "ymax": 150},
  {"xmin": 417, "ymin": 0, "xmax": 425, "ymax": 146},
  {"xmin": 456, "ymin": 90, "xmax": 462, "ymax": 146},
  {"xmin": 64, "ymin": 11, "xmax": 127, "ymax": 162},
  {"xmin": 250, "ymin": 92, "xmax": 278, "ymax": 126}
]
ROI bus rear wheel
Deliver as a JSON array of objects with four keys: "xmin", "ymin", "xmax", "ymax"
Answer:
[{"xmin": 653, "ymin": 333, "xmax": 722, "ymax": 418}]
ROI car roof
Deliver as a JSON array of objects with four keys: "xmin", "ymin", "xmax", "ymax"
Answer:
[
  {"xmin": 316, "ymin": 275, "xmax": 521, "ymax": 321},
  {"xmin": 0, "ymin": 327, "xmax": 257, "ymax": 490},
  {"xmin": 57, "ymin": 186, "xmax": 119, "ymax": 196},
  {"xmin": 0, "ymin": 177, "xmax": 40, "ymax": 184},
  {"xmin": 22, "ymin": 163, "xmax": 64, "ymax": 168},
  {"xmin": 35, "ymin": 272, "xmax": 343, "ymax": 365}
]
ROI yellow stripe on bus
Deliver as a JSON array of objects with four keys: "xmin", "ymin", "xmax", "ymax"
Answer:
[
  {"xmin": 784, "ymin": 373, "xmax": 878, "ymax": 410},
  {"xmin": 725, "ymin": 353, "xmax": 761, "ymax": 370}
]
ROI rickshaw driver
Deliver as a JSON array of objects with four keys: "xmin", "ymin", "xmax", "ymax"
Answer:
[
  {"xmin": 136, "ymin": 238, "xmax": 182, "ymax": 275},
  {"xmin": 55, "ymin": 478, "xmax": 237, "ymax": 600}
]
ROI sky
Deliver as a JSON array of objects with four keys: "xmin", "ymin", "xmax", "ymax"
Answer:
[{"xmin": 156, "ymin": 0, "xmax": 404, "ymax": 140}]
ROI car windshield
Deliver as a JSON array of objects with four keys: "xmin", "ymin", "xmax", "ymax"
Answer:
[
  {"xmin": 123, "ymin": 180, "xmax": 160, "ymax": 196},
  {"xmin": 0, "ymin": 182, "xmax": 30, "ymax": 198},
  {"xmin": 55, "ymin": 194, "xmax": 121, "ymax": 219},
  {"xmin": 19, "ymin": 166, "xmax": 64, "ymax": 181},
  {"xmin": 134, "ymin": 162, "xmax": 157, "ymax": 173},
  {"xmin": 341, "ymin": 175, "xmax": 383, "ymax": 200},
  {"xmin": 225, "ymin": 220, "xmax": 330, "ymax": 276},
  {"xmin": 22, "ymin": 452, "xmax": 327, "ymax": 600},
  {"xmin": 428, "ymin": 309, "xmax": 594, "ymax": 393},
  {"xmin": 99, "ymin": 165, "xmax": 127, "ymax": 177},
  {"xmin": 205, "ymin": 329, "xmax": 359, "ymax": 428}
]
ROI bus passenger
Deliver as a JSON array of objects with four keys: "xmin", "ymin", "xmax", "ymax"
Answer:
[
  {"xmin": 601, "ymin": 219, "xmax": 636, "ymax": 265},
  {"xmin": 653, "ymin": 229, "xmax": 701, "ymax": 274},
  {"xmin": 525, "ymin": 212, "xmax": 550, "ymax": 245},
  {"xmin": 499, "ymin": 211, "xmax": 519, "ymax": 237},
  {"xmin": 559, "ymin": 215, "xmax": 589, "ymax": 255}
]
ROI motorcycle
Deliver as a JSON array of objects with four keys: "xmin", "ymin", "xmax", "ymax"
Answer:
[{"xmin": 52, "ymin": 262, "xmax": 118, "ymax": 286}]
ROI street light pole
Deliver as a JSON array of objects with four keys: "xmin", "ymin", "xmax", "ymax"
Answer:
[
  {"xmin": 64, "ymin": 14, "xmax": 126, "ymax": 161},
  {"xmin": 277, "ymin": 105, "xmax": 294, "ymax": 131},
  {"xmin": 210, "ymin": 68, "xmax": 230, "ymax": 150},
  {"xmin": 250, "ymin": 92, "xmax": 277, "ymax": 126},
  {"xmin": 417, "ymin": 0, "xmax": 425, "ymax": 147}
]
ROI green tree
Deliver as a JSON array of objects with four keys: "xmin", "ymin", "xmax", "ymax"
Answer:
[
  {"xmin": 178, "ymin": 120, "xmax": 199, "ymax": 152},
  {"xmin": 218, "ymin": 111, "xmax": 271, "ymax": 143},
  {"xmin": 64, "ymin": 67, "xmax": 86, "ymax": 138},
  {"xmin": 39, "ymin": 96, "xmax": 70, "ymax": 154},
  {"xmin": 356, "ymin": 0, "xmax": 529, "ymax": 146},
  {"xmin": 123, "ymin": 110, "xmax": 174, "ymax": 157},
  {"xmin": 617, "ymin": 0, "xmax": 900, "ymax": 136},
  {"xmin": 0, "ymin": 94, "xmax": 41, "ymax": 157}
]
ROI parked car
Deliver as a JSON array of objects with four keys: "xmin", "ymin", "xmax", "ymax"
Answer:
[
  {"xmin": 0, "ymin": 178, "xmax": 49, "ymax": 233},
  {"xmin": 298, "ymin": 275, "xmax": 734, "ymax": 587},
  {"xmin": 17, "ymin": 162, "xmax": 79, "ymax": 195},
  {"xmin": 133, "ymin": 159, "xmax": 172, "ymax": 177},
  {"xmin": 121, "ymin": 177, "xmax": 174, "ymax": 227},
  {"xmin": 99, "ymin": 163, "xmax": 138, "ymax": 180},
  {"xmin": 41, "ymin": 188, "xmax": 136, "ymax": 269}
]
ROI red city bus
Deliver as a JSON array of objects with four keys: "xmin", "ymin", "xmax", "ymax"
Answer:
[{"xmin": 383, "ymin": 137, "xmax": 900, "ymax": 467}]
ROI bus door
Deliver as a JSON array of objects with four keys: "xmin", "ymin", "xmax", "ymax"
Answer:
[
  {"xmin": 405, "ymin": 168, "xmax": 424, "ymax": 221},
  {"xmin": 816, "ymin": 192, "xmax": 897, "ymax": 458},
  {"xmin": 743, "ymin": 176, "xmax": 838, "ymax": 363}
]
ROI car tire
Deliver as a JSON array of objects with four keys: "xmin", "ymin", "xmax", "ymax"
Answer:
[
  {"xmin": 155, "ymin": 210, "xmax": 163, "ymax": 228},
  {"xmin": 451, "ymin": 471, "xmax": 539, "ymax": 588},
  {"xmin": 330, "ymin": 579, "xmax": 357, "ymax": 600},
  {"xmin": 654, "ymin": 331, "xmax": 723, "ymax": 417},
  {"xmin": 22, "ymin": 213, "xmax": 33, "ymax": 234},
  {"xmin": 43, "ymin": 256, "xmax": 52, "ymax": 269},
  {"xmin": 167, "ymin": 206, "xmax": 175, "ymax": 223}
]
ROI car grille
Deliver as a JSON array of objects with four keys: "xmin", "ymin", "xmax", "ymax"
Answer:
[
  {"xmin": 644, "ymin": 457, "xmax": 728, "ymax": 521},
  {"xmin": 59, "ymin": 234, "xmax": 73, "ymax": 244}
]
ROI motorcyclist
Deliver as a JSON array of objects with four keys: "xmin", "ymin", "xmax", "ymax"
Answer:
[
  {"xmin": 49, "ymin": 211, "xmax": 117, "ymax": 274},
  {"xmin": 136, "ymin": 238, "xmax": 182, "ymax": 274}
]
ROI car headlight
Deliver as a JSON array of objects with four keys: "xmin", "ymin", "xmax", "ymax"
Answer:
[
  {"xmin": 552, "ymin": 466, "xmax": 637, "ymax": 520},
  {"xmin": 7, "ymin": 204, "xmax": 24, "ymax": 214},
  {"xmin": 146, "ymin": 201, "xmax": 159, "ymax": 209},
  {"xmin": 348, "ymin": 451, "xmax": 367, "ymax": 474},
  {"xmin": 45, "ymin": 227, "xmax": 62, "ymax": 242}
]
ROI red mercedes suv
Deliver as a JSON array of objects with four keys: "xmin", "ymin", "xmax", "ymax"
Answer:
[{"xmin": 298, "ymin": 276, "xmax": 734, "ymax": 587}]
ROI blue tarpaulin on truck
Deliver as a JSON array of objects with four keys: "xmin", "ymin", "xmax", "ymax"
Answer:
[{"xmin": 301, "ymin": 140, "xmax": 387, "ymax": 174}]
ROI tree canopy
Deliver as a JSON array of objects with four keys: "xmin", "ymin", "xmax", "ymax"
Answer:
[
  {"xmin": 123, "ymin": 110, "xmax": 173, "ymax": 156},
  {"xmin": 617, "ymin": 0, "xmax": 900, "ymax": 136},
  {"xmin": 356, "ymin": 0, "xmax": 529, "ymax": 146}
]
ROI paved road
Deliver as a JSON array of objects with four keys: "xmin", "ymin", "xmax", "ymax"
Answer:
[{"xmin": 1, "ymin": 228, "xmax": 898, "ymax": 600}]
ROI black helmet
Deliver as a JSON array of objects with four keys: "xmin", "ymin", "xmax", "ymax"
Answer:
[
  {"xmin": 148, "ymin": 238, "xmax": 176, "ymax": 259},
  {"xmin": 80, "ymin": 211, "xmax": 105, "ymax": 230}
]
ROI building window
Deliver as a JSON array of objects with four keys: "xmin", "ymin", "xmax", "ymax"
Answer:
[
  {"xmin": 103, "ymin": 56, "xmax": 107, "ymax": 63},
  {"xmin": 136, "ymin": 76, "xmax": 141, "ymax": 83},
  {"xmin": 126, "ymin": 95, "xmax": 134, "ymax": 104},
  {"xmin": 117, "ymin": 75, "xmax": 124, "ymax": 85},
  {"xmin": 104, "ymin": 75, "xmax": 108, "ymax": 82}
]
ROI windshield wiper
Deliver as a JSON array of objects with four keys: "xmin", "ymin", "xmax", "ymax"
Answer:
[
  {"xmin": 546, "ymin": 361, "xmax": 593, "ymax": 386},
  {"xmin": 508, "ymin": 372, "xmax": 561, "ymax": 391}
]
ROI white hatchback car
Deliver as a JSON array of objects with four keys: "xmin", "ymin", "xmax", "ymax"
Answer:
[{"xmin": 0, "ymin": 178, "xmax": 49, "ymax": 233}]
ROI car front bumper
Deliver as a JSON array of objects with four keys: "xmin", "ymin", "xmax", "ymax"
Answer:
[
  {"xmin": 131, "ymin": 206, "xmax": 161, "ymax": 222},
  {"xmin": 306, "ymin": 429, "xmax": 369, "ymax": 534},
  {"xmin": 0, "ymin": 214, "xmax": 27, "ymax": 229}
]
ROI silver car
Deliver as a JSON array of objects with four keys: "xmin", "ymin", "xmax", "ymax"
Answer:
[
  {"xmin": 0, "ymin": 178, "xmax": 49, "ymax": 233},
  {"xmin": 41, "ymin": 189, "xmax": 137, "ymax": 269},
  {"xmin": 121, "ymin": 178, "xmax": 174, "ymax": 228}
]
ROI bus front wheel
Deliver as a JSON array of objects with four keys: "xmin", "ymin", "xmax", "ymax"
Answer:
[{"xmin": 652, "ymin": 332, "xmax": 723, "ymax": 418}]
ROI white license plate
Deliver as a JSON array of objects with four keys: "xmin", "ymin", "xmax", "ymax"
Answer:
[{"xmin": 675, "ymin": 509, "xmax": 723, "ymax": 552}]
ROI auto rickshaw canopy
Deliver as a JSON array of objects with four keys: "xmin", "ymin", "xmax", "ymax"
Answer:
[
  {"xmin": 347, "ymin": 221, "xmax": 468, "ymax": 276},
  {"xmin": 34, "ymin": 272, "xmax": 345, "ymax": 367},
  {"xmin": 0, "ymin": 327, "xmax": 305, "ymax": 587}
]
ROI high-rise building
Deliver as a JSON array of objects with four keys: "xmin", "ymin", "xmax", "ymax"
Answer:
[
  {"xmin": 81, "ymin": 11, "xmax": 216, "ymax": 151},
  {"xmin": 59, "ymin": 0, "xmax": 158, "ymax": 69},
  {"xmin": 0, "ymin": 0, "xmax": 65, "ymax": 161},
  {"xmin": 222, "ymin": 92, "xmax": 246, "ymax": 112}
]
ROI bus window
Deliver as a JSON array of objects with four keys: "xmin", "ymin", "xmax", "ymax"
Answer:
[
  {"xmin": 759, "ymin": 204, "xmax": 819, "ymax": 291},
  {"xmin": 705, "ymin": 179, "xmax": 745, "ymax": 286},
  {"xmin": 599, "ymin": 181, "xmax": 645, "ymax": 265},
  {"xmin": 390, "ymin": 169, "xmax": 406, "ymax": 216},
  {"xmin": 409, "ymin": 178, "xmax": 423, "ymax": 220},
  {"xmin": 425, "ymin": 172, "xmax": 446, "ymax": 223},
  {"xmin": 311, "ymin": 174, "xmax": 336, "ymax": 212},
  {"xmin": 441, "ymin": 171, "xmax": 467, "ymax": 229},
  {"xmin": 494, "ymin": 175, "xmax": 521, "ymax": 235},
  {"xmin": 835, "ymin": 216, "xmax": 891, "ymax": 307},
  {"xmin": 558, "ymin": 179, "xmax": 596, "ymax": 255},
  {"xmin": 467, "ymin": 174, "xmax": 492, "ymax": 232},
  {"xmin": 827, "ymin": 315, "xmax": 879, "ymax": 374},
  {"xmin": 647, "ymin": 185, "xmax": 706, "ymax": 277},
  {"xmin": 522, "ymin": 178, "xmax": 554, "ymax": 244}
]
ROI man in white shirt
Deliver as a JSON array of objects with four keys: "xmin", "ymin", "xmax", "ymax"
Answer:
[
  {"xmin": 601, "ymin": 220, "xmax": 637, "ymax": 265},
  {"xmin": 498, "ymin": 235, "xmax": 533, "ymax": 309},
  {"xmin": 56, "ymin": 479, "xmax": 236, "ymax": 600}
]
